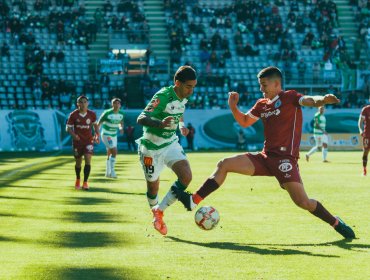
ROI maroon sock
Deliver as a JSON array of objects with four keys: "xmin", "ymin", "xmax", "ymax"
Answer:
[
  {"xmin": 75, "ymin": 166, "xmax": 81, "ymax": 179},
  {"xmin": 83, "ymin": 164, "xmax": 91, "ymax": 182},
  {"xmin": 195, "ymin": 178, "xmax": 220, "ymax": 201},
  {"xmin": 362, "ymin": 156, "xmax": 367, "ymax": 168},
  {"xmin": 311, "ymin": 201, "xmax": 337, "ymax": 226}
]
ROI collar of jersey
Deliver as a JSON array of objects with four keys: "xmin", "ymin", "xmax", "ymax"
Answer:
[{"xmin": 267, "ymin": 94, "xmax": 280, "ymax": 104}]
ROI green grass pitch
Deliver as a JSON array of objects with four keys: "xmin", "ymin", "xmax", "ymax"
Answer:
[{"xmin": 0, "ymin": 151, "xmax": 369, "ymax": 280}]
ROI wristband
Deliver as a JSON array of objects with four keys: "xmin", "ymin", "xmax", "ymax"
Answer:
[{"xmin": 179, "ymin": 122, "xmax": 185, "ymax": 128}]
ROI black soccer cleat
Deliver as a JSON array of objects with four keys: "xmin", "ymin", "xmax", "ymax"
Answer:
[
  {"xmin": 171, "ymin": 185, "xmax": 195, "ymax": 211},
  {"xmin": 334, "ymin": 217, "xmax": 355, "ymax": 239}
]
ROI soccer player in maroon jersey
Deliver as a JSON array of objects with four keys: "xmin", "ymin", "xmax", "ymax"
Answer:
[
  {"xmin": 66, "ymin": 95, "xmax": 100, "ymax": 190},
  {"xmin": 173, "ymin": 66, "xmax": 355, "ymax": 239},
  {"xmin": 358, "ymin": 104, "xmax": 370, "ymax": 176}
]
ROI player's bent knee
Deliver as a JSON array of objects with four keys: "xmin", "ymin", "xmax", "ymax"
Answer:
[
  {"xmin": 178, "ymin": 173, "xmax": 192, "ymax": 186},
  {"xmin": 294, "ymin": 199, "xmax": 311, "ymax": 210},
  {"xmin": 216, "ymin": 158, "xmax": 228, "ymax": 170}
]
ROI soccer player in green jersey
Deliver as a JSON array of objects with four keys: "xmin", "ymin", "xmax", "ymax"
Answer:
[
  {"xmin": 97, "ymin": 98, "xmax": 125, "ymax": 178},
  {"xmin": 306, "ymin": 106, "xmax": 329, "ymax": 162},
  {"xmin": 137, "ymin": 65, "xmax": 197, "ymax": 235}
]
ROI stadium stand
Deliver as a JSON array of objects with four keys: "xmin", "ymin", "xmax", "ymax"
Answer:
[{"xmin": 0, "ymin": 0, "xmax": 368, "ymax": 110}]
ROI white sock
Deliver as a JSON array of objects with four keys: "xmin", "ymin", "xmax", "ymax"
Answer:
[
  {"xmin": 147, "ymin": 194, "xmax": 159, "ymax": 208},
  {"xmin": 110, "ymin": 156, "xmax": 116, "ymax": 172},
  {"xmin": 323, "ymin": 148, "xmax": 328, "ymax": 161},
  {"xmin": 307, "ymin": 146, "xmax": 318, "ymax": 156},
  {"xmin": 158, "ymin": 185, "xmax": 178, "ymax": 211},
  {"xmin": 106, "ymin": 159, "xmax": 111, "ymax": 175}
]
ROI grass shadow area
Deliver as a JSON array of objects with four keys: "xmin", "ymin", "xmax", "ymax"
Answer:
[
  {"xmin": 64, "ymin": 196, "xmax": 116, "ymax": 206},
  {"xmin": 45, "ymin": 231, "xmax": 122, "ymax": 248},
  {"xmin": 167, "ymin": 236, "xmax": 339, "ymax": 258},
  {"xmin": 63, "ymin": 211, "xmax": 120, "ymax": 223},
  {"xmin": 31, "ymin": 266, "xmax": 147, "ymax": 280}
]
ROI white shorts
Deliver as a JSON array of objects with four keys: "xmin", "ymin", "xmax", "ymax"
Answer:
[
  {"xmin": 138, "ymin": 141, "xmax": 187, "ymax": 182},
  {"xmin": 314, "ymin": 134, "xmax": 328, "ymax": 146},
  {"xmin": 101, "ymin": 134, "xmax": 117, "ymax": 149}
]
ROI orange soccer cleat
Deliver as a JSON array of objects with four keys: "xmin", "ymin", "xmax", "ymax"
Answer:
[
  {"xmin": 82, "ymin": 181, "xmax": 89, "ymax": 190},
  {"xmin": 75, "ymin": 179, "xmax": 81, "ymax": 190},
  {"xmin": 151, "ymin": 206, "xmax": 167, "ymax": 235}
]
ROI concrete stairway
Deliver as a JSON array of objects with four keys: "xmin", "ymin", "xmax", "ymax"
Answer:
[
  {"xmin": 335, "ymin": 0, "xmax": 367, "ymax": 61},
  {"xmin": 83, "ymin": 0, "xmax": 109, "ymax": 76},
  {"xmin": 142, "ymin": 0, "xmax": 171, "ymax": 60}
]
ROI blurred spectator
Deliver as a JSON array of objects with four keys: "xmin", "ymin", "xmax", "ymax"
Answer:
[
  {"xmin": 48, "ymin": 48, "xmax": 57, "ymax": 62},
  {"xmin": 312, "ymin": 62, "xmax": 321, "ymax": 84},
  {"xmin": 125, "ymin": 122, "xmax": 136, "ymax": 151},
  {"xmin": 56, "ymin": 49, "xmax": 65, "ymax": 63},
  {"xmin": 100, "ymin": 73, "xmax": 110, "ymax": 86},
  {"xmin": 236, "ymin": 129, "xmax": 246, "ymax": 150},
  {"xmin": 1, "ymin": 42, "xmax": 10, "ymax": 58},
  {"xmin": 345, "ymin": 90, "xmax": 358, "ymax": 108},
  {"xmin": 297, "ymin": 58, "xmax": 307, "ymax": 84},
  {"xmin": 186, "ymin": 123, "xmax": 195, "ymax": 151}
]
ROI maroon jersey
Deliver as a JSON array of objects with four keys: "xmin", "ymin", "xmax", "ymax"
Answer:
[
  {"xmin": 248, "ymin": 90, "xmax": 304, "ymax": 158},
  {"xmin": 360, "ymin": 105, "xmax": 370, "ymax": 138},
  {"xmin": 66, "ymin": 109, "xmax": 97, "ymax": 145}
]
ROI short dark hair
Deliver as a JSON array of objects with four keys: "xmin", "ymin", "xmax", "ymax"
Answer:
[
  {"xmin": 257, "ymin": 66, "xmax": 282, "ymax": 80},
  {"xmin": 174, "ymin": 65, "xmax": 197, "ymax": 83},
  {"xmin": 77, "ymin": 95, "xmax": 88, "ymax": 102}
]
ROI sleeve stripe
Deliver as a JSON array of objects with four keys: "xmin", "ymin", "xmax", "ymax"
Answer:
[
  {"xmin": 298, "ymin": 96, "xmax": 305, "ymax": 106},
  {"xmin": 247, "ymin": 112, "xmax": 259, "ymax": 120}
]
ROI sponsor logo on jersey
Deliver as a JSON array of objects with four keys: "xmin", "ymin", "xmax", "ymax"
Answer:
[
  {"xmin": 143, "ymin": 156, "xmax": 153, "ymax": 166},
  {"xmin": 278, "ymin": 162, "xmax": 292, "ymax": 172},
  {"xmin": 76, "ymin": 124, "xmax": 90, "ymax": 129},
  {"xmin": 261, "ymin": 109, "xmax": 280, "ymax": 119},
  {"xmin": 145, "ymin": 98, "xmax": 160, "ymax": 112}
]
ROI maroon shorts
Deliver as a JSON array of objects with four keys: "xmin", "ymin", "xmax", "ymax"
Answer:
[
  {"xmin": 246, "ymin": 152, "xmax": 302, "ymax": 186},
  {"xmin": 73, "ymin": 142, "xmax": 94, "ymax": 158},
  {"xmin": 363, "ymin": 136, "xmax": 369, "ymax": 150}
]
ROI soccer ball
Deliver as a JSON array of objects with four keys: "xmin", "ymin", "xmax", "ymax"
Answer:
[{"xmin": 194, "ymin": 206, "xmax": 220, "ymax": 230}]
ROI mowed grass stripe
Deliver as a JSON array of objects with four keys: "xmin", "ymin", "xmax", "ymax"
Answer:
[{"xmin": 0, "ymin": 151, "xmax": 368, "ymax": 280}]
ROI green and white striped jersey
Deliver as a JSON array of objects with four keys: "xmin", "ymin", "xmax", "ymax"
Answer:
[
  {"xmin": 138, "ymin": 86, "xmax": 187, "ymax": 150},
  {"xmin": 313, "ymin": 112, "xmax": 326, "ymax": 136},
  {"xmin": 98, "ymin": 108, "xmax": 125, "ymax": 137}
]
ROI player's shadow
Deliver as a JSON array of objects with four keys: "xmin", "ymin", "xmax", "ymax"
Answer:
[
  {"xmin": 269, "ymin": 239, "xmax": 369, "ymax": 253},
  {"xmin": 62, "ymin": 211, "xmax": 120, "ymax": 223},
  {"xmin": 167, "ymin": 236, "xmax": 339, "ymax": 258}
]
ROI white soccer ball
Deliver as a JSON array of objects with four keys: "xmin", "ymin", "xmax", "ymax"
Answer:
[{"xmin": 194, "ymin": 206, "xmax": 220, "ymax": 230}]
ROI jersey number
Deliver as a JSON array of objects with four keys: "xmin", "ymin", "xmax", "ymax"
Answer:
[{"xmin": 145, "ymin": 165, "xmax": 154, "ymax": 174}]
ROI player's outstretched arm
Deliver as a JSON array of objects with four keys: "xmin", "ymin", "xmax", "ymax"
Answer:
[
  {"xmin": 300, "ymin": 94, "xmax": 340, "ymax": 107},
  {"xmin": 137, "ymin": 113, "xmax": 173, "ymax": 128},
  {"xmin": 228, "ymin": 91, "xmax": 257, "ymax": 128},
  {"xmin": 358, "ymin": 115, "xmax": 364, "ymax": 135}
]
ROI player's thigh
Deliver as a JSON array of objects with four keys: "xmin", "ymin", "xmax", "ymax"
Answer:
[
  {"xmin": 322, "ymin": 134, "xmax": 328, "ymax": 144},
  {"xmin": 363, "ymin": 136, "xmax": 370, "ymax": 151},
  {"xmin": 84, "ymin": 153, "xmax": 93, "ymax": 164},
  {"xmin": 138, "ymin": 145, "xmax": 165, "ymax": 182},
  {"xmin": 101, "ymin": 135, "xmax": 117, "ymax": 149},
  {"xmin": 218, "ymin": 153, "xmax": 255, "ymax": 175},
  {"xmin": 314, "ymin": 135, "xmax": 322, "ymax": 146}
]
